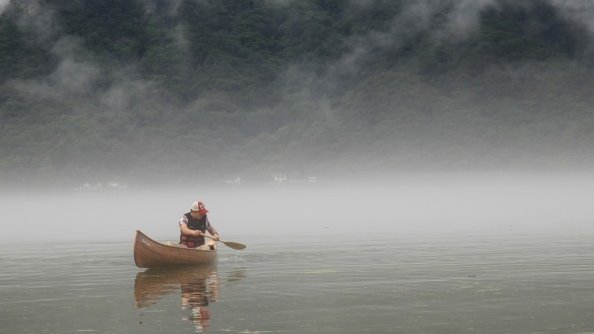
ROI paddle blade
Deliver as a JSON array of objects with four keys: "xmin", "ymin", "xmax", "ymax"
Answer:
[{"xmin": 221, "ymin": 240, "xmax": 246, "ymax": 250}]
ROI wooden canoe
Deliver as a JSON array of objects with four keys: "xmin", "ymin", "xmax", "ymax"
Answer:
[{"xmin": 134, "ymin": 230, "xmax": 217, "ymax": 268}]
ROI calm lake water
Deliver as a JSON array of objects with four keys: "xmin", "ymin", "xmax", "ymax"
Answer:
[{"xmin": 2, "ymin": 232, "xmax": 594, "ymax": 334}]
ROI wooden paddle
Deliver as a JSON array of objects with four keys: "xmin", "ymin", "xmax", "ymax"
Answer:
[{"xmin": 204, "ymin": 235, "xmax": 246, "ymax": 250}]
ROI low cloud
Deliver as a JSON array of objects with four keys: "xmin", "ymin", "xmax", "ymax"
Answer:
[
  {"xmin": 10, "ymin": 37, "xmax": 99, "ymax": 101},
  {"xmin": 552, "ymin": 0, "xmax": 594, "ymax": 33},
  {"xmin": 139, "ymin": 0, "xmax": 184, "ymax": 16},
  {"xmin": 0, "ymin": 0, "xmax": 10, "ymax": 15}
]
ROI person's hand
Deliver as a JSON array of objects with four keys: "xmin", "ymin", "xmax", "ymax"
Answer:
[
  {"xmin": 212, "ymin": 235, "xmax": 220, "ymax": 241},
  {"xmin": 194, "ymin": 230, "xmax": 202, "ymax": 237}
]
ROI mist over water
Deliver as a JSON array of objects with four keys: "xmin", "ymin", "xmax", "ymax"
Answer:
[{"xmin": 2, "ymin": 172, "xmax": 594, "ymax": 243}]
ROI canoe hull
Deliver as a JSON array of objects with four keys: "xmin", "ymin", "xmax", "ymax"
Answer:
[{"xmin": 134, "ymin": 230, "xmax": 217, "ymax": 268}]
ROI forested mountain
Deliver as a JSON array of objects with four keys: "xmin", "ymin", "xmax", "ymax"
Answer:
[{"xmin": 1, "ymin": 0, "xmax": 594, "ymax": 187}]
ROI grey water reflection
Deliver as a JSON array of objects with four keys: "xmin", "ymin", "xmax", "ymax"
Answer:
[{"xmin": 134, "ymin": 265, "xmax": 222, "ymax": 332}]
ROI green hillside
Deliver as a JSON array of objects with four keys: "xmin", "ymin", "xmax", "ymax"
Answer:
[{"xmin": 1, "ymin": 0, "xmax": 594, "ymax": 186}]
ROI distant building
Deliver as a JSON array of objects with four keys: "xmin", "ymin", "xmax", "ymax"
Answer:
[
  {"xmin": 75, "ymin": 181, "xmax": 128, "ymax": 192},
  {"xmin": 271, "ymin": 172, "xmax": 317, "ymax": 185},
  {"xmin": 106, "ymin": 181, "xmax": 128, "ymax": 191},
  {"xmin": 76, "ymin": 182, "xmax": 102, "ymax": 192},
  {"xmin": 272, "ymin": 173, "xmax": 287, "ymax": 184},
  {"xmin": 224, "ymin": 176, "xmax": 241, "ymax": 186}
]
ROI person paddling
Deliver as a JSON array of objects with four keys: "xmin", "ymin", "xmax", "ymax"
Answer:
[{"xmin": 179, "ymin": 201, "xmax": 220, "ymax": 250}]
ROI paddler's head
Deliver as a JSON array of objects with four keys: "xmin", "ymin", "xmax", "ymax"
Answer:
[{"xmin": 190, "ymin": 200, "xmax": 208, "ymax": 218}]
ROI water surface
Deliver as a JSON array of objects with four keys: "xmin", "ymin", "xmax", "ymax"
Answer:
[{"xmin": 1, "ymin": 232, "xmax": 594, "ymax": 333}]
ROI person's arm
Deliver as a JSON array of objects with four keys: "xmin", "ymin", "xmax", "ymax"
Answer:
[
  {"xmin": 205, "ymin": 216, "xmax": 219, "ymax": 241},
  {"xmin": 179, "ymin": 216, "xmax": 203, "ymax": 237}
]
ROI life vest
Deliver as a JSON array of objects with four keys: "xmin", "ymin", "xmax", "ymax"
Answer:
[{"xmin": 180, "ymin": 212, "xmax": 207, "ymax": 248}]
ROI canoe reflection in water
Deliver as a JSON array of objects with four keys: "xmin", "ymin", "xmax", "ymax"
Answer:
[{"xmin": 134, "ymin": 264, "xmax": 220, "ymax": 332}]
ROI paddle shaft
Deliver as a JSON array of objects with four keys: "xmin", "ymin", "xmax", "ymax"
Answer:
[{"xmin": 203, "ymin": 234, "xmax": 246, "ymax": 250}]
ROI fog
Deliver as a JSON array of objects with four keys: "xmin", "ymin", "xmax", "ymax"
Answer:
[
  {"xmin": 2, "ymin": 0, "xmax": 594, "ymax": 242},
  {"xmin": 2, "ymin": 172, "xmax": 594, "ymax": 243}
]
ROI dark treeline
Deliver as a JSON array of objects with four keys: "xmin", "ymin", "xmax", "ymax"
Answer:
[{"xmin": 1, "ymin": 0, "xmax": 594, "ymax": 187}]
